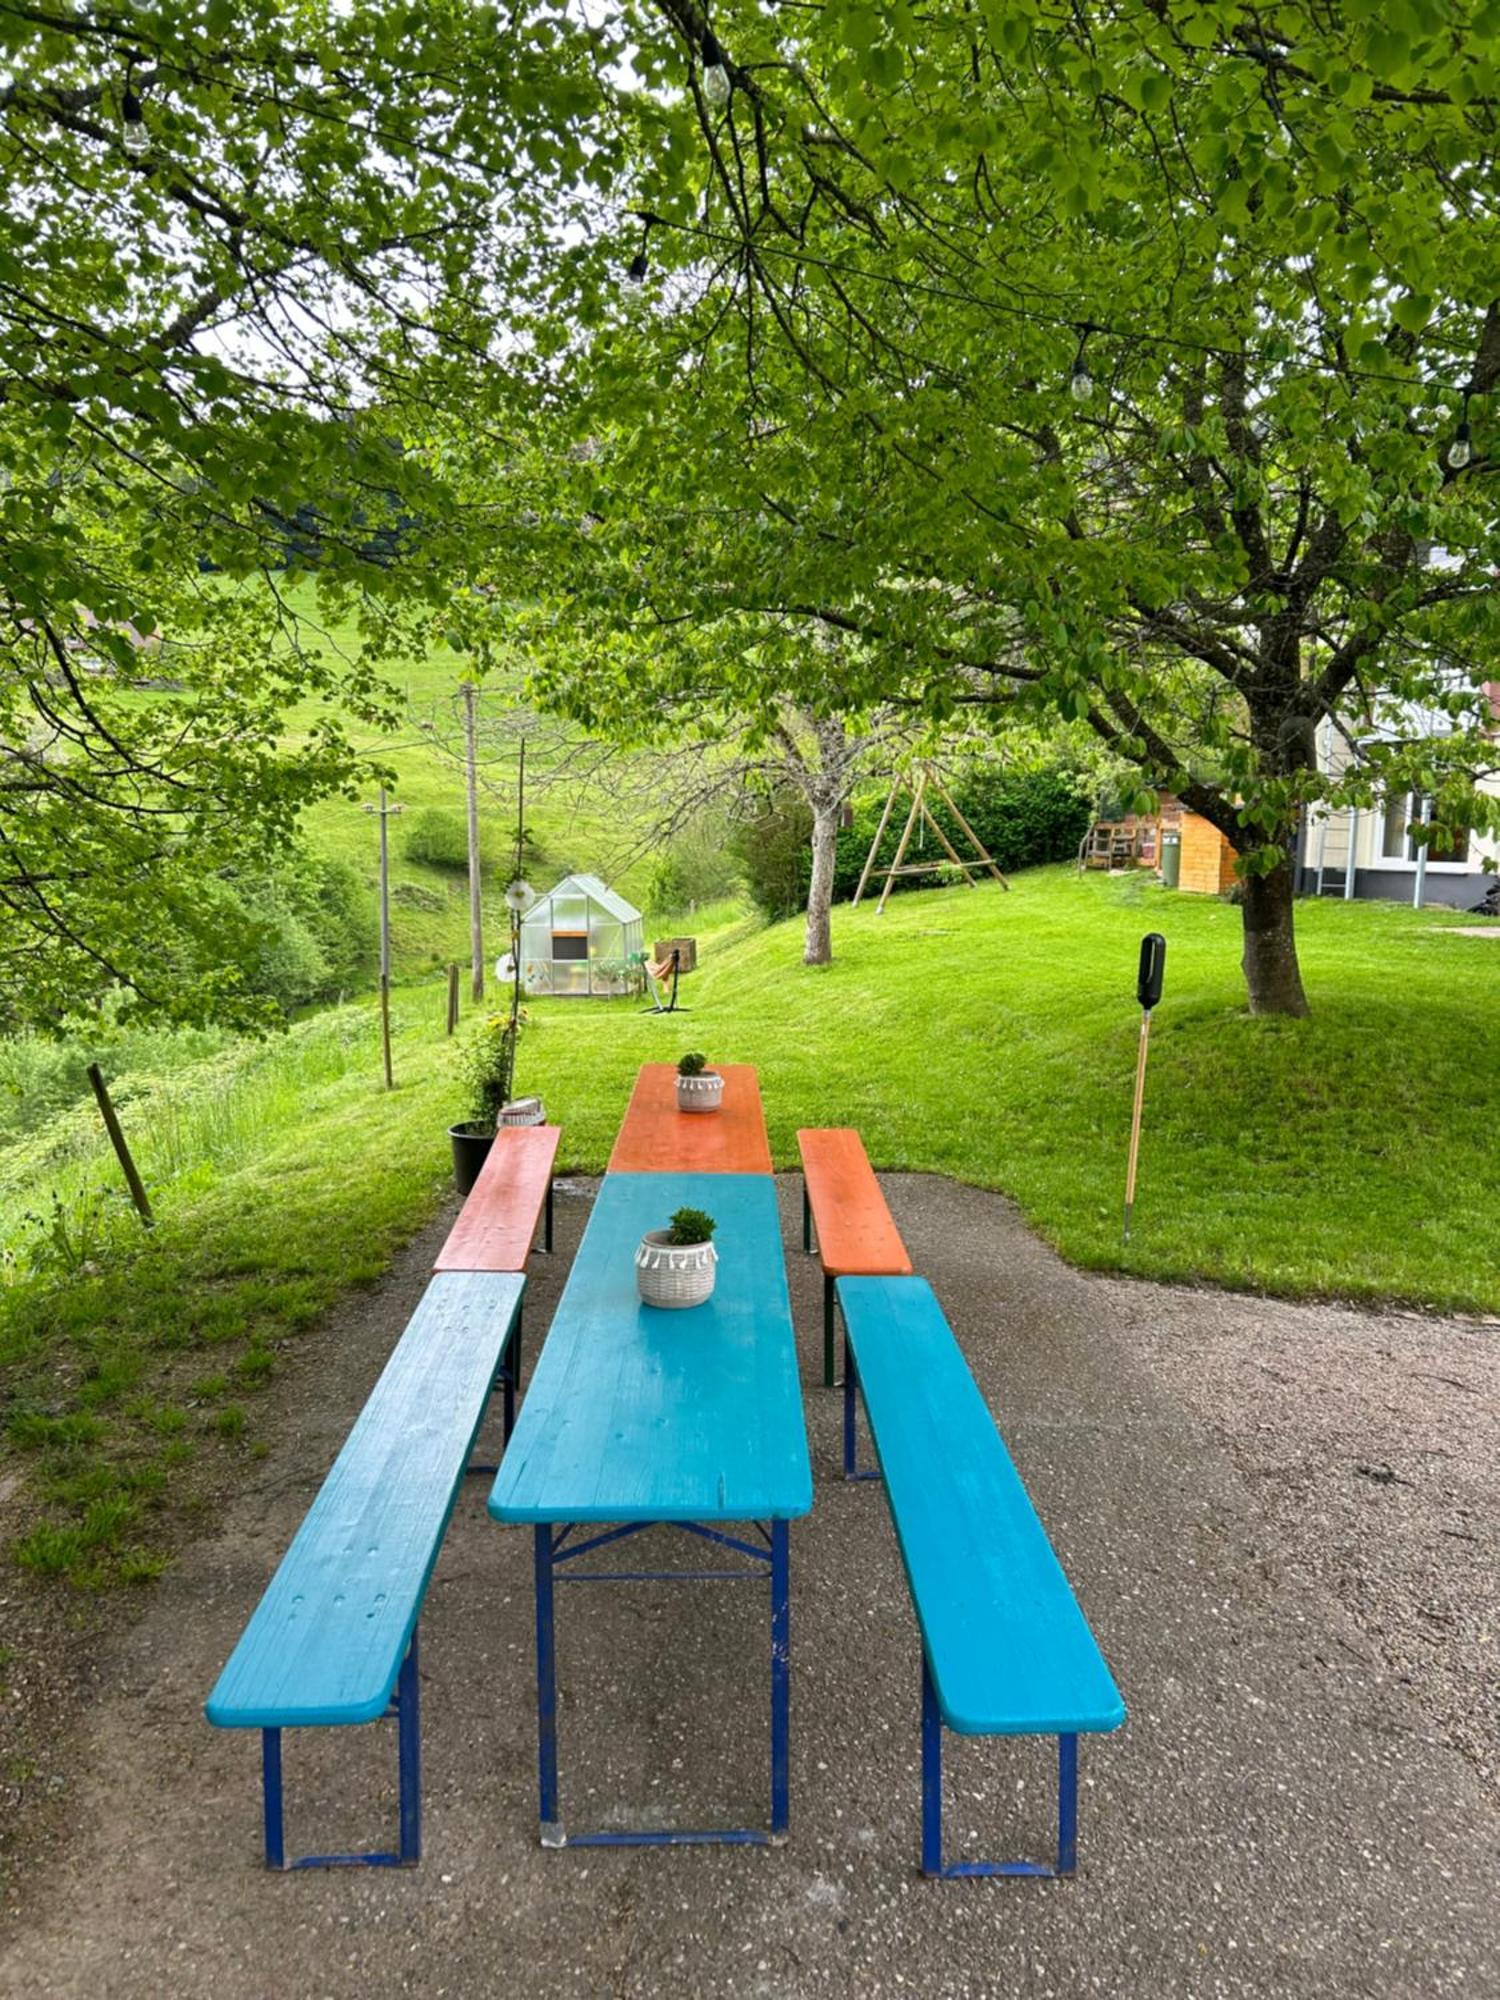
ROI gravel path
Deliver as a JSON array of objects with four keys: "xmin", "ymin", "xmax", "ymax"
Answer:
[{"xmin": 0, "ymin": 1174, "xmax": 1494, "ymax": 2000}]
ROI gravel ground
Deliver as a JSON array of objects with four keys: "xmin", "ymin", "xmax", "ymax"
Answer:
[{"xmin": 0, "ymin": 1173, "xmax": 1495, "ymax": 2000}]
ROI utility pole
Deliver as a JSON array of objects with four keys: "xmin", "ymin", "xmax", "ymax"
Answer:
[
  {"xmin": 362, "ymin": 787, "xmax": 403, "ymax": 1088},
  {"xmin": 463, "ymin": 680, "xmax": 484, "ymax": 1003}
]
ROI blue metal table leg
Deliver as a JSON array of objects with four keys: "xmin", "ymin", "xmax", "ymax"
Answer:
[
  {"xmin": 822, "ymin": 1272, "xmax": 837, "ymax": 1388},
  {"xmin": 544, "ymin": 1178, "xmax": 554, "ymax": 1254},
  {"xmin": 535, "ymin": 1524, "xmax": 561, "ymax": 1845},
  {"xmin": 920, "ymin": 1656, "xmax": 944, "ymax": 1877},
  {"xmin": 843, "ymin": 1333, "xmax": 857, "ymax": 1478},
  {"xmin": 1057, "ymin": 1733, "xmax": 1078, "ymax": 1876},
  {"xmin": 262, "ymin": 1727, "xmax": 286, "ymax": 1870},
  {"xmin": 397, "ymin": 1631, "xmax": 422, "ymax": 1865},
  {"xmin": 769, "ymin": 1519, "xmax": 790, "ymax": 1837},
  {"xmin": 802, "ymin": 1184, "xmax": 813, "ymax": 1255}
]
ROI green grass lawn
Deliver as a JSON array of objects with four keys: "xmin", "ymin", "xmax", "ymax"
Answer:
[
  {"xmin": 3, "ymin": 867, "xmax": 1496, "ymax": 1588},
  {"xmin": 524, "ymin": 868, "xmax": 1499, "ymax": 1311}
]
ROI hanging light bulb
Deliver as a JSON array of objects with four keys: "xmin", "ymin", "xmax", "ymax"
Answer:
[
  {"xmin": 1446, "ymin": 390, "xmax": 1473, "ymax": 471},
  {"xmin": 121, "ymin": 82, "xmax": 148, "ymax": 155},
  {"xmin": 701, "ymin": 30, "xmax": 732, "ymax": 107},
  {"xmin": 1068, "ymin": 324, "xmax": 1096, "ymax": 404},
  {"xmin": 624, "ymin": 214, "xmax": 656, "ymax": 287}
]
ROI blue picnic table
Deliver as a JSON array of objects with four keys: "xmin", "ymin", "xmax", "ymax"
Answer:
[{"xmin": 490, "ymin": 1169, "xmax": 812, "ymax": 1848}]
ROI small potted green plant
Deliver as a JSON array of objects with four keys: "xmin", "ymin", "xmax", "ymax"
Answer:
[
  {"xmin": 635, "ymin": 1205, "xmax": 718, "ymax": 1309},
  {"xmin": 675, "ymin": 1050, "xmax": 724, "ymax": 1114},
  {"xmin": 449, "ymin": 1013, "xmax": 520, "ymax": 1195}
]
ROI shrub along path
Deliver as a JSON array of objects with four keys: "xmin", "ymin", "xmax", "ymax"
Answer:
[{"xmin": 0, "ymin": 1174, "xmax": 1493, "ymax": 1999}]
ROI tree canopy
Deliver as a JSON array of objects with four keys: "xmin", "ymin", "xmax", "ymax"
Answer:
[
  {"xmin": 0, "ymin": 0, "xmax": 611, "ymax": 1025},
  {"xmin": 493, "ymin": 0, "xmax": 1500, "ymax": 1012}
]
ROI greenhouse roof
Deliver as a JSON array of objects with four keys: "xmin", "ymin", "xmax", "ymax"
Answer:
[{"xmin": 522, "ymin": 873, "xmax": 641, "ymax": 924}]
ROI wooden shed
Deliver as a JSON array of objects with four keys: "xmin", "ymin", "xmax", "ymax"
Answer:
[{"xmin": 1178, "ymin": 812, "xmax": 1238, "ymax": 895}]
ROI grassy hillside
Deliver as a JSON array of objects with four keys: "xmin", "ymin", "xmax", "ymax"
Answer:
[
  {"xmin": 3, "ymin": 868, "xmax": 1497, "ymax": 1588},
  {"xmin": 274, "ymin": 591, "xmax": 683, "ymax": 970}
]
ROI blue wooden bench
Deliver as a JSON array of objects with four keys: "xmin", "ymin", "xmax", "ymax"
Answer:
[
  {"xmin": 205, "ymin": 1270, "xmax": 526, "ymax": 1870},
  {"xmin": 836, "ymin": 1275, "xmax": 1124, "ymax": 1879}
]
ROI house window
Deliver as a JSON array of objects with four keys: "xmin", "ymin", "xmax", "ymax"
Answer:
[{"xmin": 1378, "ymin": 792, "xmax": 1471, "ymax": 866}]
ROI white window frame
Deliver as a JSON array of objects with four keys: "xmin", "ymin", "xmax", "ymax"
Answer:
[{"xmin": 1369, "ymin": 790, "xmax": 1474, "ymax": 871}]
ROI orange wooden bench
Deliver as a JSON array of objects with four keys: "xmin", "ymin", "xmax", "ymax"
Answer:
[
  {"xmin": 608, "ymin": 1062, "xmax": 773, "ymax": 1175},
  {"xmin": 797, "ymin": 1129, "xmax": 913, "ymax": 1388},
  {"xmin": 434, "ymin": 1125, "xmax": 560, "ymax": 1443}
]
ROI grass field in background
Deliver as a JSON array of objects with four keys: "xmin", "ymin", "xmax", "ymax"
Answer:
[
  {"xmin": 2, "ymin": 868, "xmax": 1496, "ymax": 1587},
  {"xmin": 273, "ymin": 587, "xmax": 673, "ymax": 969}
]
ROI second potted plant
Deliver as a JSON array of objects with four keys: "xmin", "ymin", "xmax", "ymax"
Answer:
[
  {"xmin": 636, "ymin": 1205, "xmax": 718, "ymax": 1309},
  {"xmin": 675, "ymin": 1050, "xmax": 724, "ymax": 1114}
]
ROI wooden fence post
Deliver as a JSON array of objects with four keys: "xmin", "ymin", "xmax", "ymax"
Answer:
[
  {"xmin": 447, "ymin": 962, "xmax": 460, "ymax": 1035},
  {"xmin": 86, "ymin": 1064, "xmax": 153, "ymax": 1226}
]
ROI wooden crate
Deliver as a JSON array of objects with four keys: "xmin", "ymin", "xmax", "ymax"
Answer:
[{"xmin": 653, "ymin": 936, "xmax": 698, "ymax": 972}]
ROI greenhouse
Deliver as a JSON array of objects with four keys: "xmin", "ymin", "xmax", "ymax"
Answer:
[{"xmin": 518, "ymin": 873, "xmax": 644, "ymax": 997}]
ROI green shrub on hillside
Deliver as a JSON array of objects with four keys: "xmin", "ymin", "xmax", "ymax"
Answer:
[
  {"xmin": 732, "ymin": 790, "xmax": 814, "ymax": 920},
  {"xmin": 402, "ymin": 806, "xmax": 475, "ymax": 871}
]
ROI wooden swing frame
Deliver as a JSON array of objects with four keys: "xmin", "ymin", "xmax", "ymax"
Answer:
[{"xmin": 852, "ymin": 764, "xmax": 1009, "ymax": 914}]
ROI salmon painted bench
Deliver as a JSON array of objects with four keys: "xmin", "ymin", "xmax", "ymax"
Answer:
[
  {"xmin": 205, "ymin": 1271, "xmax": 526, "ymax": 1870},
  {"xmin": 797, "ymin": 1128, "xmax": 913, "ymax": 1386},
  {"xmin": 836, "ymin": 1275, "xmax": 1124, "ymax": 1879},
  {"xmin": 434, "ymin": 1125, "xmax": 560, "ymax": 1439}
]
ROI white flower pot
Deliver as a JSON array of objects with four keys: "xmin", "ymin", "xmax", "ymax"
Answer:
[
  {"xmin": 498, "ymin": 1096, "xmax": 545, "ymax": 1128},
  {"xmin": 635, "ymin": 1229, "xmax": 718, "ymax": 1309},
  {"xmin": 676, "ymin": 1071, "xmax": 724, "ymax": 1114}
]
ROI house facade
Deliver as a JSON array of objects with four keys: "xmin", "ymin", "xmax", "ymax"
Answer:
[{"xmin": 1297, "ymin": 706, "xmax": 1500, "ymax": 910}]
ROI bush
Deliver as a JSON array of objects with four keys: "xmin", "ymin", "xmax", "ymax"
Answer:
[
  {"xmin": 731, "ymin": 791, "xmax": 813, "ymax": 920},
  {"xmin": 644, "ymin": 812, "xmax": 743, "ymax": 915},
  {"xmin": 402, "ymin": 806, "xmax": 474, "ymax": 872},
  {"xmin": 830, "ymin": 767, "xmax": 1092, "ymax": 903}
]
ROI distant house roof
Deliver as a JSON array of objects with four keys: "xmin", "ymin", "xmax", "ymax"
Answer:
[{"xmin": 522, "ymin": 873, "xmax": 641, "ymax": 923}]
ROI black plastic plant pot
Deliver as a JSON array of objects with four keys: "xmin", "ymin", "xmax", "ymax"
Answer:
[{"xmin": 449, "ymin": 1122, "xmax": 494, "ymax": 1197}]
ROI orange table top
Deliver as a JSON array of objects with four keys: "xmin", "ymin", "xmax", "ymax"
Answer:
[
  {"xmin": 608, "ymin": 1064, "xmax": 773, "ymax": 1175},
  {"xmin": 434, "ymin": 1124, "xmax": 561, "ymax": 1272}
]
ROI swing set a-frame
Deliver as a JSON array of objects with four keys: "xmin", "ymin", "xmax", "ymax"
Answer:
[{"xmin": 852, "ymin": 762, "xmax": 1009, "ymax": 914}]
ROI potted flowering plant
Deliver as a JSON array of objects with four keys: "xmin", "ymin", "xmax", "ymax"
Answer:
[
  {"xmin": 636, "ymin": 1206, "xmax": 718, "ymax": 1309},
  {"xmin": 675, "ymin": 1050, "xmax": 724, "ymax": 1114}
]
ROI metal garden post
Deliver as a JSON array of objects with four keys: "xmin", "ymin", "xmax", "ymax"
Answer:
[{"xmin": 1123, "ymin": 932, "xmax": 1166, "ymax": 1241}]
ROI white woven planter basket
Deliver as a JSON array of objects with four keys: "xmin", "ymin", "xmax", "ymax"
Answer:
[
  {"xmin": 676, "ymin": 1072, "xmax": 724, "ymax": 1114},
  {"xmin": 498, "ymin": 1096, "xmax": 546, "ymax": 1128},
  {"xmin": 635, "ymin": 1230, "xmax": 718, "ymax": 1309}
]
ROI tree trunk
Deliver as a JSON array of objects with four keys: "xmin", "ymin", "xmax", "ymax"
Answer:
[
  {"xmin": 1239, "ymin": 856, "xmax": 1309, "ymax": 1017},
  {"xmin": 804, "ymin": 805, "xmax": 839, "ymax": 965}
]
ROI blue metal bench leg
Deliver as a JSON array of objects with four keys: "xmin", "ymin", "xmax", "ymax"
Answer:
[
  {"xmin": 535, "ymin": 1524, "xmax": 562, "ymax": 1847},
  {"xmin": 921, "ymin": 1658, "xmax": 1078, "ymax": 1880},
  {"xmin": 258, "ymin": 1632, "xmax": 422, "ymax": 1870},
  {"xmin": 770, "ymin": 1518, "xmax": 790, "ymax": 1838},
  {"xmin": 262, "ymin": 1725, "xmax": 285, "ymax": 1869}
]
